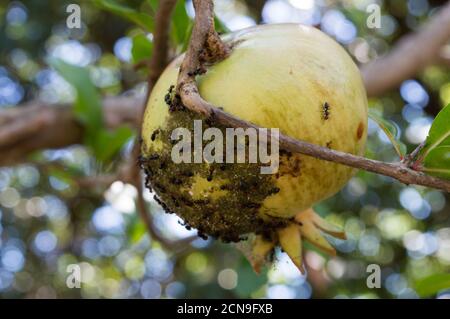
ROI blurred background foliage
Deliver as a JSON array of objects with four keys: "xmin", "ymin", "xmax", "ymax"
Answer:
[{"xmin": 0, "ymin": 0, "xmax": 450, "ymax": 299}]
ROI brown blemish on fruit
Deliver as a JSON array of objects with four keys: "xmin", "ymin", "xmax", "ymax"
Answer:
[
  {"xmin": 357, "ymin": 122, "xmax": 364, "ymax": 140},
  {"xmin": 311, "ymin": 80, "xmax": 331, "ymax": 99},
  {"xmin": 277, "ymin": 152, "xmax": 301, "ymax": 178}
]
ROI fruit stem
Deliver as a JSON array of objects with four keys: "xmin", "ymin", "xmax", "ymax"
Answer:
[{"xmin": 175, "ymin": 0, "xmax": 450, "ymax": 193}]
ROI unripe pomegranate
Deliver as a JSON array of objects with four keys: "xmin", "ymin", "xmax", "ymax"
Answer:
[{"xmin": 141, "ymin": 24, "xmax": 368, "ymax": 272}]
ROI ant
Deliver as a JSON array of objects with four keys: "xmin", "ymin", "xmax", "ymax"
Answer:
[{"xmin": 322, "ymin": 102, "xmax": 330, "ymax": 120}]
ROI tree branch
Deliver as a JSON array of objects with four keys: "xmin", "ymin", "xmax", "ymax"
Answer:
[
  {"xmin": 128, "ymin": 0, "xmax": 192, "ymax": 251},
  {"xmin": 173, "ymin": 0, "xmax": 450, "ymax": 193},
  {"xmin": 81, "ymin": 0, "xmax": 194, "ymax": 252},
  {"xmin": 1, "ymin": 1, "xmax": 450, "ymax": 193},
  {"xmin": 176, "ymin": 0, "xmax": 230, "ymax": 117},
  {"xmin": 362, "ymin": 2, "xmax": 450, "ymax": 96},
  {"xmin": 148, "ymin": 0, "xmax": 178, "ymax": 88},
  {"xmin": 128, "ymin": 0, "xmax": 178, "ymax": 179},
  {"xmin": 0, "ymin": 95, "xmax": 142, "ymax": 166}
]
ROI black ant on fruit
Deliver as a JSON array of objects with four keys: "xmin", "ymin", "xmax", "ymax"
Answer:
[
  {"xmin": 164, "ymin": 85, "xmax": 175, "ymax": 106},
  {"xmin": 322, "ymin": 102, "xmax": 330, "ymax": 120}
]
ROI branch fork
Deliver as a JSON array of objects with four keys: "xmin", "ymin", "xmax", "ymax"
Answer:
[{"xmin": 174, "ymin": 0, "xmax": 450, "ymax": 193}]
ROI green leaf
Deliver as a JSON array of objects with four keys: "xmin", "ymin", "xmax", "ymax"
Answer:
[
  {"xmin": 421, "ymin": 103, "xmax": 450, "ymax": 161},
  {"xmin": 50, "ymin": 59, "xmax": 103, "ymax": 146},
  {"xmin": 94, "ymin": 0, "xmax": 154, "ymax": 31},
  {"xmin": 128, "ymin": 218, "xmax": 147, "ymax": 244},
  {"xmin": 368, "ymin": 109, "xmax": 407, "ymax": 159},
  {"xmin": 47, "ymin": 167, "xmax": 77, "ymax": 186},
  {"xmin": 235, "ymin": 257, "xmax": 268, "ymax": 297},
  {"xmin": 171, "ymin": 1, "xmax": 192, "ymax": 46},
  {"xmin": 423, "ymin": 145, "xmax": 450, "ymax": 179},
  {"xmin": 214, "ymin": 16, "xmax": 230, "ymax": 34},
  {"xmin": 415, "ymin": 273, "xmax": 450, "ymax": 297},
  {"xmin": 51, "ymin": 59, "xmax": 134, "ymax": 163},
  {"xmin": 180, "ymin": 23, "xmax": 194, "ymax": 53},
  {"xmin": 131, "ymin": 33, "xmax": 153, "ymax": 63},
  {"xmin": 342, "ymin": 8, "xmax": 370, "ymax": 35},
  {"xmin": 93, "ymin": 126, "xmax": 134, "ymax": 162},
  {"xmin": 146, "ymin": 0, "xmax": 158, "ymax": 12}
]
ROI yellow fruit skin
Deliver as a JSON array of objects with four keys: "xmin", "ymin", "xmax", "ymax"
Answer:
[{"xmin": 142, "ymin": 24, "xmax": 367, "ymax": 233}]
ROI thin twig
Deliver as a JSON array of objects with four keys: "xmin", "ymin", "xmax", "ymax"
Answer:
[
  {"xmin": 3, "ymin": 3, "xmax": 450, "ymax": 165},
  {"xmin": 175, "ymin": 0, "xmax": 450, "ymax": 193},
  {"xmin": 130, "ymin": 0, "xmax": 176, "ymax": 228},
  {"xmin": 128, "ymin": 0, "xmax": 197, "ymax": 250},
  {"xmin": 176, "ymin": 0, "xmax": 230, "ymax": 117},
  {"xmin": 129, "ymin": 0, "xmax": 179, "ymax": 180},
  {"xmin": 362, "ymin": 2, "xmax": 450, "ymax": 96},
  {"xmin": 403, "ymin": 141, "xmax": 426, "ymax": 168},
  {"xmin": 0, "ymin": 96, "xmax": 143, "ymax": 166},
  {"xmin": 135, "ymin": 177, "xmax": 197, "ymax": 252},
  {"xmin": 77, "ymin": 0, "xmax": 195, "ymax": 252}
]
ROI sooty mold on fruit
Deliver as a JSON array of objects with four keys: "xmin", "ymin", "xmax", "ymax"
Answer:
[{"xmin": 140, "ymin": 108, "xmax": 291, "ymax": 242}]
